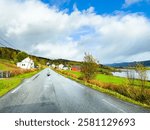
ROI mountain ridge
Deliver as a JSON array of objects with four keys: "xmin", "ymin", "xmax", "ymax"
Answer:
[{"xmin": 106, "ymin": 60, "xmax": 150, "ymax": 67}]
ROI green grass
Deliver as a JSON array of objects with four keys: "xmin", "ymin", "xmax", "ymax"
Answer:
[
  {"xmin": 62, "ymin": 70, "xmax": 126, "ymax": 85},
  {"xmin": 0, "ymin": 59, "xmax": 17, "ymax": 71},
  {"xmin": 0, "ymin": 58, "xmax": 43, "ymax": 97},
  {"xmin": 0, "ymin": 63, "xmax": 8, "ymax": 70},
  {"xmin": 0, "ymin": 70, "xmax": 40, "ymax": 97},
  {"xmin": 62, "ymin": 70, "xmax": 150, "ymax": 88},
  {"xmin": 95, "ymin": 74, "xmax": 125, "ymax": 85},
  {"xmin": 96, "ymin": 73, "xmax": 150, "ymax": 88},
  {"xmin": 64, "ymin": 70, "xmax": 81, "ymax": 77},
  {"xmin": 146, "ymin": 67, "xmax": 150, "ymax": 70}
]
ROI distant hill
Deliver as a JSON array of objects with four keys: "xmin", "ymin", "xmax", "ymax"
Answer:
[
  {"xmin": 0, "ymin": 47, "xmax": 115, "ymax": 75},
  {"xmin": 0, "ymin": 47, "xmax": 81, "ymax": 66},
  {"xmin": 106, "ymin": 60, "xmax": 150, "ymax": 67}
]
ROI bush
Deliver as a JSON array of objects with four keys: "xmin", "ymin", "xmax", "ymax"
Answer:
[
  {"xmin": 81, "ymin": 53, "xmax": 99, "ymax": 81},
  {"xmin": 59, "ymin": 70, "xmax": 78, "ymax": 79},
  {"xmin": 10, "ymin": 69, "xmax": 36, "ymax": 77},
  {"xmin": 88, "ymin": 79, "xmax": 150, "ymax": 105}
]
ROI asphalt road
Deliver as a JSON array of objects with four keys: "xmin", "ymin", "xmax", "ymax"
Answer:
[{"xmin": 0, "ymin": 68, "xmax": 150, "ymax": 113}]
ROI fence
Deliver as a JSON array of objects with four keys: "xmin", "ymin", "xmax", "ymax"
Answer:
[{"xmin": 0, "ymin": 71, "xmax": 11, "ymax": 78}]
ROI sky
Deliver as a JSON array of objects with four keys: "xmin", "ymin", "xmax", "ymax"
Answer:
[{"xmin": 0, "ymin": 0, "xmax": 150, "ymax": 64}]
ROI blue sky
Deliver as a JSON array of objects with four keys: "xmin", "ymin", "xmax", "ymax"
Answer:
[
  {"xmin": 0, "ymin": 0, "xmax": 150, "ymax": 63},
  {"xmin": 41, "ymin": 0, "xmax": 150, "ymax": 17}
]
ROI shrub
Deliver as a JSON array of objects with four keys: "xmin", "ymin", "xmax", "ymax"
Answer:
[
  {"xmin": 10, "ymin": 69, "xmax": 36, "ymax": 77},
  {"xmin": 88, "ymin": 79, "xmax": 150, "ymax": 105},
  {"xmin": 81, "ymin": 53, "xmax": 99, "ymax": 81}
]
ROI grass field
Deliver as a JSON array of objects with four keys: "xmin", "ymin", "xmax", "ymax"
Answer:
[
  {"xmin": 96, "ymin": 74, "xmax": 150, "ymax": 87},
  {"xmin": 0, "ymin": 59, "xmax": 17, "ymax": 71},
  {"xmin": 0, "ymin": 70, "xmax": 40, "ymax": 97},
  {"xmin": 64, "ymin": 70, "xmax": 81, "ymax": 77},
  {"xmin": 62, "ymin": 70, "xmax": 150, "ymax": 88},
  {"xmin": 95, "ymin": 74, "xmax": 125, "ymax": 85}
]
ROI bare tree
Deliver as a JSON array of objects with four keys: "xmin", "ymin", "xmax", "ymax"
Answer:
[
  {"xmin": 81, "ymin": 53, "xmax": 99, "ymax": 81},
  {"xmin": 135, "ymin": 63, "xmax": 147, "ymax": 95},
  {"xmin": 126, "ymin": 69, "xmax": 135, "ymax": 86}
]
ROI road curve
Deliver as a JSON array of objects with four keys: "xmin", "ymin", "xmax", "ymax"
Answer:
[{"xmin": 0, "ymin": 68, "xmax": 150, "ymax": 113}]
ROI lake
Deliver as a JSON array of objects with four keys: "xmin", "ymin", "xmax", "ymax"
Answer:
[{"xmin": 112, "ymin": 69, "xmax": 150, "ymax": 80}]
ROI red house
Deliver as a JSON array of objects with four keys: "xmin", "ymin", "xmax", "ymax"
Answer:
[{"xmin": 71, "ymin": 66, "xmax": 81, "ymax": 72}]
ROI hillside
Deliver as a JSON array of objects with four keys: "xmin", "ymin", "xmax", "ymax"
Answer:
[
  {"xmin": 0, "ymin": 59, "xmax": 18, "ymax": 71},
  {"xmin": 107, "ymin": 60, "xmax": 150, "ymax": 68},
  {"xmin": 0, "ymin": 47, "xmax": 115, "ymax": 75},
  {"xmin": 0, "ymin": 47, "xmax": 82, "ymax": 66}
]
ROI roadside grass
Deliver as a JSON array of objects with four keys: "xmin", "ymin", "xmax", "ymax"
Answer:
[
  {"xmin": 61, "ymin": 70, "xmax": 150, "ymax": 87},
  {"xmin": 0, "ymin": 63, "xmax": 8, "ymax": 70},
  {"xmin": 0, "ymin": 59, "xmax": 17, "ymax": 71},
  {"xmin": 0, "ymin": 70, "xmax": 40, "ymax": 97},
  {"xmin": 96, "ymin": 73, "xmax": 150, "ymax": 88},
  {"xmin": 63, "ymin": 70, "xmax": 81, "ymax": 77},
  {"xmin": 95, "ymin": 74, "xmax": 125, "ymax": 85},
  {"xmin": 54, "ymin": 69, "xmax": 150, "ymax": 108},
  {"xmin": 146, "ymin": 67, "xmax": 150, "ymax": 70}
]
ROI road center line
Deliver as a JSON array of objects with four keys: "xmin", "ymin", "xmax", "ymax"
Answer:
[{"xmin": 102, "ymin": 99, "xmax": 126, "ymax": 113}]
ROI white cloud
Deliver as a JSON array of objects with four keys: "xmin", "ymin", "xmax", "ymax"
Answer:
[
  {"xmin": 33, "ymin": 41, "xmax": 80, "ymax": 60},
  {"xmin": 123, "ymin": 0, "xmax": 143, "ymax": 8},
  {"xmin": 0, "ymin": 0, "xmax": 150, "ymax": 64}
]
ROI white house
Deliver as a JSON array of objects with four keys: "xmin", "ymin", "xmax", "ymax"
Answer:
[
  {"xmin": 63, "ymin": 67, "xmax": 68, "ymax": 70},
  {"xmin": 51, "ymin": 64, "xmax": 56, "ymax": 68},
  {"xmin": 58, "ymin": 64, "xmax": 64, "ymax": 70},
  {"xmin": 17, "ymin": 57, "xmax": 34, "ymax": 69},
  {"xmin": 46, "ymin": 62, "xmax": 50, "ymax": 66}
]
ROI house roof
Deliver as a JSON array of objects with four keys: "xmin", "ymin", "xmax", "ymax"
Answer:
[{"xmin": 21, "ymin": 57, "xmax": 33, "ymax": 63}]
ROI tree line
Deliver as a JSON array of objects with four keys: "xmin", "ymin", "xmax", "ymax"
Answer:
[{"xmin": 0, "ymin": 47, "xmax": 82, "ymax": 66}]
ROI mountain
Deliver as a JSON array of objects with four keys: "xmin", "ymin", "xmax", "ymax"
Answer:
[{"xmin": 106, "ymin": 60, "xmax": 150, "ymax": 67}]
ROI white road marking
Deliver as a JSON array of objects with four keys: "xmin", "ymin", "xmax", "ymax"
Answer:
[
  {"xmin": 24, "ymin": 80, "xmax": 31, "ymax": 83},
  {"xmin": 11, "ymin": 85, "xmax": 22, "ymax": 93},
  {"xmin": 102, "ymin": 99, "xmax": 126, "ymax": 113},
  {"xmin": 78, "ymin": 85, "xmax": 85, "ymax": 89}
]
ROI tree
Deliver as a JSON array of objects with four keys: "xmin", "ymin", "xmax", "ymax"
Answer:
[
  {"xmin": 81, "ymin": 53, "xmax": 99, "ymax": 81},
  {"xmin": 16, "ymin": 51, "xmax": 28, "ymax": 62},
  {"xmin": 126, "ymin": 69, "xmax": 135, "ymax": 86},
  {"xmin": 135, "ymin": 63, "xmax": 147, "ymax": 98}
]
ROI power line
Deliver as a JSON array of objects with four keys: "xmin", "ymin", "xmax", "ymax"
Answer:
[
  {"xmin": 0, "ymin": 36, "xmax": 16, "ymax": 49},
  {"xmin": 0, "ymin": 42, "xmax": 7, "ymax": 47},
  {"xmin": 2, "ymin": 35, "xmax": 18, "ymax": 49}
]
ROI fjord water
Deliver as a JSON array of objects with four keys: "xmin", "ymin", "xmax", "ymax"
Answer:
[{"xmin": 112, "ymin": 70, "xmax": 150, "ymax": 80}]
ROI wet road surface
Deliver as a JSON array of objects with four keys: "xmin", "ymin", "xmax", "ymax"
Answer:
[{"xmin": 0, "ymin": 68, "xmax": 150, "ymax": 113}]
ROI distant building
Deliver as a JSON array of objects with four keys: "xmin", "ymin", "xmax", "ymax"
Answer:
[
  {"xmin": 71, "ymin": 66, "xmax": 81, "ymax": 71},
  {"xmin": 63, "ymin": 67, "xmax": 69, "ymax": 70},
  {"xmin": 17, "ymin": 57, "xmax": 34, "ymax": 69},
  {"xmin": 51, "ymin": 64, "xmax": 56, "ymax": 68},
  {"xmin": 58, "ymin": 64, "xmax": 64, "ymax": 70},
  {"xmin": 46, "ymin": 62, "xmax": 50, "ymax": 66}
]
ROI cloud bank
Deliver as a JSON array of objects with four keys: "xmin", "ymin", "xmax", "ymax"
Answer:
[
  {"xmin": 123, "ymin": 0, "xmax": 142, "ymax": 8},
  {"xmin": 0, "ymin": 0, "xmax": 150, "ymax": 63}
]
